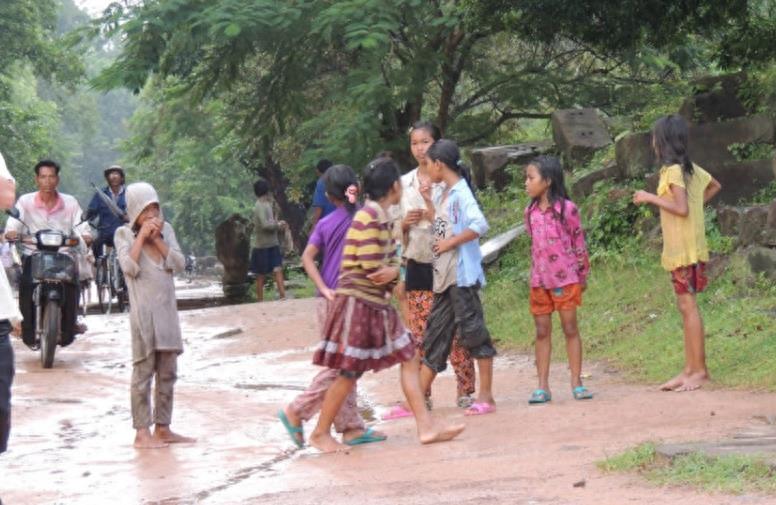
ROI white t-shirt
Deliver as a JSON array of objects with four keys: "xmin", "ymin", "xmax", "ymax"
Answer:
[{"xmin": 0, "ymin": 152, "xmax": 22, "ymax": 324}]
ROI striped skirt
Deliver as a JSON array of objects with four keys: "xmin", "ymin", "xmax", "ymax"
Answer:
[{"xmin": 313, "ymin": 294, "xmax": 416, "ymax": 373}]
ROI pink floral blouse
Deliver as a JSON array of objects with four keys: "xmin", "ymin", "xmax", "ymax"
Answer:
[{"xmin": 525, "ymin": 199, "xmax": 590, "ymax": 289}]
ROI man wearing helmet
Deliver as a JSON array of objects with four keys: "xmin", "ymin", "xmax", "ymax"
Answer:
[{"xmin": 87, "ymin": 165, "xmax": 128, "ymax": 259}]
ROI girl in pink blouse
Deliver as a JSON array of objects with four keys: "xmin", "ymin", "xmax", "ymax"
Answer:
[{"xmin": 524, "ymin": 156, "xmax": 592, "ymax": 404}]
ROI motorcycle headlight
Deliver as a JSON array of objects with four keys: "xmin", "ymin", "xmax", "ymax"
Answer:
[{"xmin": 38, "ymin": 231, "xmax": 64, "ymax": 247}]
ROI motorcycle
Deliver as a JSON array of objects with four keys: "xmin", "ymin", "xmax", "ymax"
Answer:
[{"xmin": 4, "ymin": 208, "xmax": 89, "ymax": 368}]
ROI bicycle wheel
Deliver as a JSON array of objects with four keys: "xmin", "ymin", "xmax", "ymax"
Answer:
[{"xmin": 96, "ymin": 258, "xmax": 112, "ymax": 314}]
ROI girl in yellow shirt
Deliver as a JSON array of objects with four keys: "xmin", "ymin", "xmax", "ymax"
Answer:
[{"xmin": 633, "ymin": 115, "xmax": 721, "ymax": 392}]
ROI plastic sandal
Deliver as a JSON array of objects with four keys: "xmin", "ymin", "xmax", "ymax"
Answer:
[
  {"xmin": 572, "ymin": 386, "xmax": 594, "ymax": 400},
  {"xmin": 277, "ymin": 409, "xmax": 304, "ymax": 448},
  {"xmin": 344, "ymin": 427, "xmax": 388, "ymax": 446},
  {"xmin": 381, "ymin": 404, "xmax": 414, "ymax": 420},
  {"xmin": 464, "ymin": 401, "xmax": 496, "ymax": 416},
  {"xmin": 528, "ymin": 389, "xmax": 552, "ymax": 404}
]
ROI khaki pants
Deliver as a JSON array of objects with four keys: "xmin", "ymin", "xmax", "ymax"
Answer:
[{"xmin": 131, "ymin": 351, "xmax": 177, "ymax": 429}]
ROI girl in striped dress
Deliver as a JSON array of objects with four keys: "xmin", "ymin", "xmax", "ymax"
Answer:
[{"xmin": 309, "ymin": 157, "xmax": 465, "ymax": 452}]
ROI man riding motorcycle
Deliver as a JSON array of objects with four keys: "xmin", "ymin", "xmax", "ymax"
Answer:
[
  {"xmin": 87, "ymin": 165, "xmax": 128, "ymax": 259},
  {"xmin": 4, "ymin": 160, "xmax": 92, "ymax": 347}
]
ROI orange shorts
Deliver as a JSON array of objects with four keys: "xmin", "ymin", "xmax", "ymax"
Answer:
[{"xmin": 529, "ymin": 284, "xmax": 583, "ymax": 316}]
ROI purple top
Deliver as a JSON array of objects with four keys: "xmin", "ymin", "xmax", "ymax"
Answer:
[{"xmin": 307, "ymin": 206, "xmax": 355, "ymax": 294}]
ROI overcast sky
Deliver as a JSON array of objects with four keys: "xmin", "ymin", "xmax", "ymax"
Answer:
[{"xmin": 74, "ymin": 0, "xmax": 114, "ymax": 17}]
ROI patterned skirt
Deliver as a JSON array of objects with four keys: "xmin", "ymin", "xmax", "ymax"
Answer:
[{"xmin": 313, "ymin": 294, "xmax": 416, "ymax": 373}]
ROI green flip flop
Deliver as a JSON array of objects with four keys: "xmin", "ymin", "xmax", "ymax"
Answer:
[
  {"xmin": 529, "ymin": 389, "xmax": 552, "ymax": 404},
  {"xmin": 344, "ymin": 427, "xmax": 387, "ymax": 446},
  {"xmin": 573, "ymin": 386, "xmax": 594, "ymax": 400},
  {"xmin": 277, "ymin": 409, "xmax": 304, "ymax": 448}
]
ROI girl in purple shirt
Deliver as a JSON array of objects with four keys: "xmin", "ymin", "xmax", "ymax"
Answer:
[
  {"xmin": 279, "ymin": 165, "xmax": 388, "ymax": 448},
  {"xmin": 524, "ymin": 156, "xmax": 592, "ymax": 404}
]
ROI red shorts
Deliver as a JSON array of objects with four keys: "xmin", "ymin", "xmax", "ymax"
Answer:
[
  {"xmin": 529, "ymin": 284, "xmax": 583, "ymax": 316},
  {"xmin": 671, "ymin": 263, "xmax": 707, "ymax": 295}
]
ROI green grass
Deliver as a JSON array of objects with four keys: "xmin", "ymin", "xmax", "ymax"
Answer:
[
  {"xmin": 483, "ymin": 238, "xmax": 776, "ymax": 389},
  {"xmin": 599, "ymin": 443, "xmax": 776, "ymax": 495}
]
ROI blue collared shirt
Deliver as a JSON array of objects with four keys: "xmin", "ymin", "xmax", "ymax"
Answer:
[{"xmin": 447, "ymin": 179, "xmax": 488, "ymax": 287}]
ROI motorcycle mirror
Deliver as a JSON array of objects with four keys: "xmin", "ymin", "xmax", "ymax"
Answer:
[{"xmin": 4, "ymin": 208, "xmax": 20, "ymax": 219}]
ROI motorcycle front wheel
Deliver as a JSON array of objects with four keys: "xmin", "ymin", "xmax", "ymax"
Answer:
[{"xmin": 41, "ymin": 299, "xmax": 60, "ymax": 368}]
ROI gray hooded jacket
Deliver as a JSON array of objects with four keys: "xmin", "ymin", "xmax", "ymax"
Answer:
[{"xmin": 115, "ymin": 182, "xmax": 185, "ymax": 363}]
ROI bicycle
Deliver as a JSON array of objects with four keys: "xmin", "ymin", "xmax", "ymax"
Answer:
[{"xmin": 95, "ymin": 245, "xmax": 128, "ymax": 314}]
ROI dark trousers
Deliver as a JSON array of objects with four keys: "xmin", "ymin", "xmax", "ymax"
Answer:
[
  {"xmin": 20, "ymin": 256, "xmax": 78, "ymax": 347},
  {"xmin": 0, "ymin": 320, "xmax": 14, "ymax": 454}
]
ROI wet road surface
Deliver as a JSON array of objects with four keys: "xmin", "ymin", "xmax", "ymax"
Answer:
[{"xmin": 3, "ymin": 298, "xmax": 776, "ymax": 504}]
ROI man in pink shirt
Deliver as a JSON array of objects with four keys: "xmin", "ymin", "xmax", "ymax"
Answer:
[{"xmin": 5, "ymin": 160, "xmax": 91, "ymax": 347}]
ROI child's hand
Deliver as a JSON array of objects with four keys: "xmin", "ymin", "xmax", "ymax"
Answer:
[
  {"xmin": 10, "ymin": 320, "xmax": 21, "ymax": 337},
  {"xmin": 433, "ymin": 236, "xmax": 455, "ymax": 255},
  {"xmin": 419, "ymin": 181, "xmax": 432, "ymax": 202},
  {"xmin": 367, "ymin": 266, "xmax": 399, "ymax": 285},
  {"xmin": 632, "ymin": 190, "xmax": 653, "ymax": 205},
  {"xmin": 278, "ymin": 220, "xmax": 288, "ymax": 230},
  {"xmin": 402, "ymin": 209, "xmax": 423, "ymax": 229},
  {"xmin": 320, "ymin": 286, "xmax": 336, "ymax": 301},
  {"xmin": 138, "ymin": 219, "xmax": 158, "ymax": 240}
]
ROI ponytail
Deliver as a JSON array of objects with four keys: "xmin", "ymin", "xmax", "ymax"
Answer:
[{"xmin": 427, "ymin": 138, "xmax": 477, "ymax": 195}]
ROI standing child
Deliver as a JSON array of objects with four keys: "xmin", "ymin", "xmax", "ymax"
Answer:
[
  {"xmin": 524, "ymin": 156, "xmax": 592, "ymax": 404},
  {"xmin": 309, "ymin": 157, "xmax": 465, "ymax": 452},
  {"xmin": 115, "ymin": 182, "xmax": 196, "ymax": 449},
  {"xmin": 250, "ymin": 178, "xmax": 287, "ymax": 302},
  {"xmin": 633, "ymin": 114, "xmax": 721, "ymax": 392},
  {"xmin": 419, "ymin": 139, "xmax": 497, "ymax": 416},
  {"xmin": 279, "ymin": 165, "xmax": 386, "ymax": 447}
]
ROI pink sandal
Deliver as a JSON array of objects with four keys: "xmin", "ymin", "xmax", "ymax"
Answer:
[
  {"xmin": 381, "ymin": 404, "xmax": 414, "ymax": 420},
  {"xmin": 464, "ymin": 402, "xmax": 496, "ymax": 416}
]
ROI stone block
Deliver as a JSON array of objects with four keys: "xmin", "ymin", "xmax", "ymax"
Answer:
[
  {"xmin": 215, "ymin": 214, "xmax": 252, "ymax": 299},
  {"xmin": 716, "ymin": 206, "xmax": 743, "ymax": 237},
  {"xmin": 739, "ymin": 206, "xmax": 769, "ymax": 246},
  {"xmin": 709, "ymin": 160, "xmax": 774, "ymax": 206},
  {"xmin": 551, "ymin": 108, "xmax": 612, "ymax": 166},
  {"xmin": 615, "ymin": 114, "xmax": 775, "ymax": 180},
  {"xmin": 469, "ymin": 141, "xmax": 553, "ymax": 190},
  {"xmin": 678, "ymin": 73, "xmax": 748, "ymax": 124},
  {"xmin": 571, "ymin": 161, "xmax": 617, "ymax": 199},
  {"xmin": 748, "ymin": 246, "xmax": 776, "ymax": 281}
]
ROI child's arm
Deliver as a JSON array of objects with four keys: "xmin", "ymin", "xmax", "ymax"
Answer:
[
  {"xmin": 704, "ymin": 177, "xmax": 722, "ymax": 203},
  {"xmin": 633, "ymin": 185, "xmax": 689, "ymax": 217},
  {"xmin": 156, "ymin": 222, "xmax": 185, "ymax": 273},
  {"xmin": 115, "ymin": 226, "xmax": 145, "ymax": 278},
  {"xmin": 565, "ymin": 201, "xmax": 590, "ymax": 286},
  {"xmin": 254, "ymin": 203, "xmax": 280, "ymax": 231},
  {"xmin": 301, "ymin": 242, "xmax": 335, "ymax": 300}
]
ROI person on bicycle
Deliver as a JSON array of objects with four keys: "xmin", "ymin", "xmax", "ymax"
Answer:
[
  {"xmin": 4, "ymin": 160, "xmax": 92, "ymax": 347},
  {"xmin": 88, "ymin": 165, "xmax": 128, "ymax": 259}
]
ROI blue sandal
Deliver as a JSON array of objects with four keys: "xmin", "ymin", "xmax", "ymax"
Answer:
[
  {"xmin": 278, "ymin": 409, "xmax": 304, "ymax": 448},
  {"xmin": 528, "ymin": 389, "xmax": 552, "ymax": 404},
  {"xmin": 573, "ymin": 386, "xmax": 594, "ymax": 400},
  {"xmin": 344, "ymin": 427, "xmax": 387, "ymax": 446}
]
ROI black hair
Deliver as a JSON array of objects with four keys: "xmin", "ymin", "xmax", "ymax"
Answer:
[
  {"xmin": 652, "ymin": 114, "xmax": 694, "ymax": 178},
  {"xmin": 525, "ymin": 155, "xmax": 571, "ymax": 236},
  {"xmin": 374, "ymin": 150, "xmax": 394, "ymax": 160},
  {"xmin": 253, "ymin": 178, "xmax": 270, "ymax": 198},
  {"xmin": 426, "ymin": 138, "xmax": 476, "ymax": 194},
  {"xmin": 409, "ymin": 120, "xmax": 441, "ymax": 141},
  {"xmin": 34, "ymin": 160, "xmax": 60, "ymax": 176},
  {"xmin": 324, "ymin": 164, "xmax": 359, "ymax": 214},
  {"xmin": 316, "ymin": 159, "xmax": 333, "ymax": 174},
  {"xmin": 362, "ymin": 157, "xmax": 400, "ymax": 201}
]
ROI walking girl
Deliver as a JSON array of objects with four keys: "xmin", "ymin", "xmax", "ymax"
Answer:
[
  {"xmin": 279, "ymin": 165, "xmax": 386, "ymax": 447},
  {"xmin": 524, "ymin": 156, "xmax": 592, "ymax": 404},
  {"xmin": 309, "ymin": 157, "xmax": 464, "ymax": 452},
  {"xmin": 633, "ymin": 114, "xmax": 721, "ymax": 392}
]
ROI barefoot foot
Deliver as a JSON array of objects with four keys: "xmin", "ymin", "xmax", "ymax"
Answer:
[
  {"xmin": 674, "ymin": 371, "xmax": 709, "ymax": 392},
  {"xmin": 153, "ymin": 426, "xmax": 197, "ymax": 444},
  {"xmin": 659, "ymin": 372, "xmax": 687, "ymax": 391},
  {"xmin": 419, "ymin": 421, "xmax": 466, "ymax": 445},
  {"xmin": 309, "ymin": 432, "xmax": 348, "ymax": 453},
  {"xmin": 134, "ymin": 428, "xmax": 168, "ymax": 449}
]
